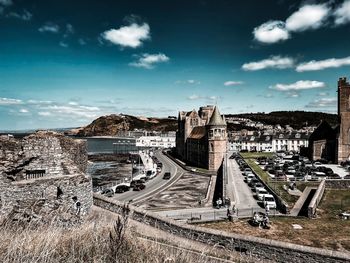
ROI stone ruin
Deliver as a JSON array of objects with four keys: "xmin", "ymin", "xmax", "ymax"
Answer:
[{"xmin": 0, "ymin": 131, "xmax": 93, "ymax": 225}]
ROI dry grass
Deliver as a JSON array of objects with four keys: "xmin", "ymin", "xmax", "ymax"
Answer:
[
  {"xmin": 0, "ymin": 206, "xmax": 255, "ymax": 263},
  {"xmin": 200, "ymin": 189, "xmax": 350, "ymax": 253}
]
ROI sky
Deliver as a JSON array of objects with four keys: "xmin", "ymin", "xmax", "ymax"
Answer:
[{"xmin": 1, "ymin": 0, "xmax": 350, "ymax": 130}]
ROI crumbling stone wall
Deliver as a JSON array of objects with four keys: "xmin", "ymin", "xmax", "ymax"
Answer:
[
  {"xmin": 1, "ymin": 174, "xmax": 92, "ymax": 224},
  {"xmin": 0, "ymin": 131, "xmax": 92, "ymax": 224}
]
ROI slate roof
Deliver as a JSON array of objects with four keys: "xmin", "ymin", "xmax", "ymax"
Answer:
[
  {"xmin": 188, "ymin": 126, "xmax": 207, "ymax": 139},
  {"xmin": 207, "ymin": 106, "xmax": 226, "ymax": 126}
]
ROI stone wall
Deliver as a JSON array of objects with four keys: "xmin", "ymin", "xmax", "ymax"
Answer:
[
  {"xmin": 0, "ymin": 174, "xmax": 92, "ymax": 224},
  {"xmin": 93, "ymin": 194, "xmax": 350, "ymax": 263},
  {"xmin": 0, "ymin": 131, "xmax": 92, "ymax": 224},
  {"xmin": 326, "ymin": 179, "xmax": 350, "ymax": 189}
]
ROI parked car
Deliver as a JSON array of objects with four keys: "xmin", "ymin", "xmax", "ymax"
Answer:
[
  {"xmin": 114, "ymin": 184, "xmax": 130, "ymax": 193},
  {"xmin": 101, "ymin": 188, "xmax": 114, "ymax": 197},
  {"xmin": 243, "ymin": 168, "xmax": 252, "ymax": 176},
  {"xmin": 263, "ymin": 194, "xmax": 277, "ymax": 209},
  {"xmin": 163, "ymin": 172, "xmax": 171, "ymax": 180},
  {"xmin": 254, "ymin": 183, "xmax": 264, "ymax": 192},
  {"xmin": 133, "ymin": 183, "xmax": 146, "ymax": 191},
  {"xmin": 257, "ymin": 188, "xmax": 269, "ymax": 201},
  {"xmin": 130, "ymin": 179, "xmax": 144, "ymax": 188},
  {"xmin": 246, "ymin": 174, "xmax": 255, "ymax": 184}
]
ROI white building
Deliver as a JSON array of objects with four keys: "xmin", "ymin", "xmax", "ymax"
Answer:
[{"xmin": 136, "ymin": 136, "xmax": 176, "ymax": 148}]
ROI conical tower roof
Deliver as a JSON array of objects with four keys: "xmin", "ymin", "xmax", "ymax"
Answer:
[{"xmin": 208, "ymin": 106, "xmax": 226, "ymax": 126}]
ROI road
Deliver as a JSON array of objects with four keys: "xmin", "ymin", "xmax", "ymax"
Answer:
[
  {"xmin": 226, "ymin": 158, "xmax": 262, "ymax": 210},
  {"xmin": 114, "ymin": 150, "xmax": 185, "ymax": 204}
]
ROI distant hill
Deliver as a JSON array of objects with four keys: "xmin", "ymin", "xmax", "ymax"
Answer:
[
  {"xmin": 72, "ymin": 114, "xmax": 177, "ymax": 137},
  {"xmin": 227, "ymin": 111, "xmax": 338, "ymax": 129},
  {"xmin": 68, "ymin": 111, "xmax": 338, "ymax": 137}
]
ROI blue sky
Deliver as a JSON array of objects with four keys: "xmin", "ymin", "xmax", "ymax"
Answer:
[{"xmin": 1, "ymin": 0, "xmax": 350, "ymax": 130}]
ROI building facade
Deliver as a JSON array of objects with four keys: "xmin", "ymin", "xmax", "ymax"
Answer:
[
  {"xmin": 136, "ymin": 135, "xmax": 176, "ymax": 148},
  {"xmin": 176, "ymin": 105, "xmax": 227, "ymax": 171}
]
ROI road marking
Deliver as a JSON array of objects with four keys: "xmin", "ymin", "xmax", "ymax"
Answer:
[{"xmin": 132, "ymin": 151, "xmax": 184, "ymax": 204}]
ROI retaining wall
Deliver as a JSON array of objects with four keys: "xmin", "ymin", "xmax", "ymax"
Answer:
[
  {"xmin": 308, "ymin": 180, "xmax": 326, "ymax": 218},
  {"xmin": 93, "ymin": 194, "xmax": 350, "ymax": 263}
]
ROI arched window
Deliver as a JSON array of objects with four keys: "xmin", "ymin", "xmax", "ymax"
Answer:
[{"xmin": 210, "ymin": 142, "xmax": 213, "ymax": 151}]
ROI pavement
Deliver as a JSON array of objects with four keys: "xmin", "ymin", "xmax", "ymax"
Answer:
[
  {"xmin": 227, "ymin": 158, "xmax": 261, "ymax": 210},
  {"xmin": 113, "ymin": 150, "xmax": 184, "ymax": 204}
]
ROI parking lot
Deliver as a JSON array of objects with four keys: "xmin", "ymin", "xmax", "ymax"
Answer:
[{"xmin": 254, "ymin": 153, "xmax": 349, "ymax": 182}]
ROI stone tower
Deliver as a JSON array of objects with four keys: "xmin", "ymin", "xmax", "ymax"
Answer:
[
  {"xmin": 337, "ymin": 77, "xmax": 350, "ymax": 163},
  {"xmin": 207, "ymin": 106, "xmax": 227, "ymax": 170}
]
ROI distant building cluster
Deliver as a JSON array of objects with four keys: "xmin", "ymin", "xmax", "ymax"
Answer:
[
  {"xmin": 136, "ymin": 135, "xmax": 176, "ymax": 148},
  {"xmin": 176, "ymin": 105, "xmax": 227, "ymax": 171},
  {"xmin": 229, "ymin": 131, "xmax": 310, "ymax": 152}
]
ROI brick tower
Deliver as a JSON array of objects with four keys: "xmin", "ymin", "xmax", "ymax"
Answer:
[
  {"xmin": 207, "ymin": 106, "xmax": 227, "ymax": 170},
  {"xmin": 337, "ymin": 77, "xmax": 350, "ymax": 163}
]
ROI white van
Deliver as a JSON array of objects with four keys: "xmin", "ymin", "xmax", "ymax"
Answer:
[{"xmin": 263, "ymin": 194, "xmax": 276, "ymax": 209}]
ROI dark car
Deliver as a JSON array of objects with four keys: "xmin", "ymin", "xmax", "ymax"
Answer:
[
  {"xmin": 115, "ymin": 185, "xmax": 130, "ymax": 193},
  {"xmin": 133, "ymin": 183, "xmax": 146, "ymax": 191},
  {"xmin": 130, "ymin": 179, "xmax": 144, "ymax": 188},
  {"xmin": 163, "ymin": 172, "xmax": 171, "ymax": 180},
  {"xmin": 101, "ymin": 188, "xmax": 114, "ymax": 197}
]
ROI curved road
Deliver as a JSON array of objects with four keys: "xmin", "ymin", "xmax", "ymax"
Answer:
[{"xmin": 114, "ymin": 150, "xmax": 185, "ymax": 204}]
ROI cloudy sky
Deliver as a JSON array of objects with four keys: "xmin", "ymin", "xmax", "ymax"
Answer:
[{"xmin": 1, "ymin": 0, "xmax": 350, "ymax": 130}]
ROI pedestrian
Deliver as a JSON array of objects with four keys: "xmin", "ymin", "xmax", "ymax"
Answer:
[{"xmin": 265, "ymin": 204, "xmax": 270, "ymax": 216}]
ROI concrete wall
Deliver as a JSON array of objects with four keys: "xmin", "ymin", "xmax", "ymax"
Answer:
[
  {"xmin": 308, "ymin": 180, "xmax": 326, "ymax": 218},
  {"xmin": 93, "ymin": 194, "xmax": 350, "ymax": 263}
]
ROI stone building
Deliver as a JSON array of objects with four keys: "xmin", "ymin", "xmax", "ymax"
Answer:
[
  {"xmin": 337, "ymin": 77, "xmax": 350, "ymax": 163},
  {"xmin": 0, "ymin": 131, "xmax": 92, "ymax": 224},
  {"xmin": 176, "ymin": 105, "xmax": 227, "ymax": 171},
  {"xmin": 308, "ymin": 77, "xmax": 350, "ymax": 163}
]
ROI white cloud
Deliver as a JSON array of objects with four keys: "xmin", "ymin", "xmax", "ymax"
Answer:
[
  {"xmin": 38, "ymin": 111, "xmax": 51, "ymax": 116},
  {"xmin": 296, "ymin": 56, "xmax": 350, "ymax": 72},
  {"xmin": 176, "ymin": 80, "xmax": 200, "ymax": 85},
  {"xmin": 19, "ymin": 108, "xmax": 29, "ymax": 113},
  {"xmin": 59, "ymin": 41, "xmax": 68, "ymax": 48},
  {"xmin": 39, "ymin": 22, "xmax": 60, "ymax": 33},
  {"xmin": 187, "ymin": 94, "xmax": 200, "ymax": 100},
  {"xmin": 78, "ymin": 38, "xmax": 87, "ymax": 45},
  {"xmin": 129, "ymin": 53, "xmax": 169, "ymax": 69},
  {"xmin": 0, "ymin": 97, "xmax": 22, "ymax": 105},
  {"xmin": 286, "ymin": 4, "xmax": 330, "ymax": 32},
  {"xmin": 318, "ymin": 92, "xmax": 329, "ymax": 96},
  {"xmin": 270, "ymin": 80, "xmax": 325, "ymax": 91},
  {"xmin": 253, "ymin": 20, "xmax": 289, "ymax": 44},
  {"xmin": 334, "ymin": 0, "xmax": 350, "ymax": 25},
  {"xmin": 305, "ymin": 98, "xmax": 337, "ymax": 108},
  {"xmin": 224, "ymin": 81, "xmax": 244, "ymax": 86},
  {"xmin": 6, "ymin": 9, "xmax": 32, "ymax": 21},
  {"xmin": 102, "ymin": 23, "xmax": 150, "ymax": 48},
  {"xmin": 187, "ymin": 79, "xmax": 200, "ymax": 84},
  {"xmin": 242, "ymin": 56, "xmax": 294, "ymax": 71},
  {"xmin": 0, "ymin": 0, "xmax": 12, "ymax": 6}
]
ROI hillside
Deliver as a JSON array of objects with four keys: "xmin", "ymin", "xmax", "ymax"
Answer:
[
  {"xmin": 73, "ymin": 114, "xmax": 177, "ymax": 137},
  {"xmin": 227, "ymin": 111, "xmax": 338, "ymax": 129},
  {"xmin": 70, "ymin": 111, "xmax": 338, "ymax": 137}
]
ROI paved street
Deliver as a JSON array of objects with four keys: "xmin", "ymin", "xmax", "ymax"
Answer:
[
  {"xmin": 114, "ymin": 150, "xmax": 185, "ymax": 204},
  {"xmin": 226, "ymin": 158, "xmax": 261, "ymax": 210}
]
